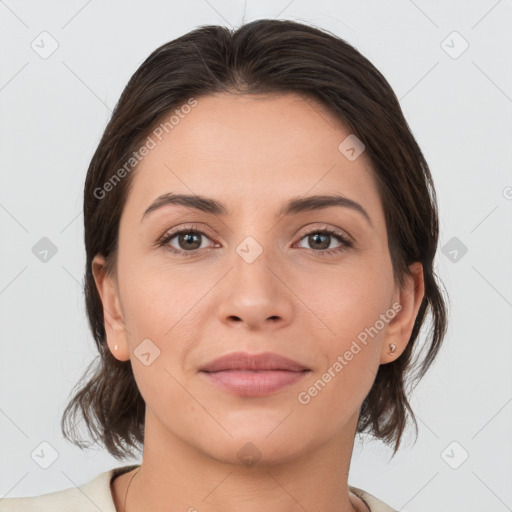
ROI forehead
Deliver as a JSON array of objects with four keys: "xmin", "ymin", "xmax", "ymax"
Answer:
[{"xmin": 121, "ymin": 92, "xmax": 384, "ymax": 226}]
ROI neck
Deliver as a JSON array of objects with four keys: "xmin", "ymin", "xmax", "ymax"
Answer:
[{"xmin": 120, "ymin": 408, "xmax": 366, "ymax": 512}]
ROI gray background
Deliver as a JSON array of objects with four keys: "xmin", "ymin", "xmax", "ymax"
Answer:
[{"xmin": 1, "ymin": 1, "xmax": 511, "ymax": 511}]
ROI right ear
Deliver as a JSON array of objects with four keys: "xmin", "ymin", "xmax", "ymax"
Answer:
[{"xmin": 91, "ymin": 255, "xmax": 130, "ymax": 362}]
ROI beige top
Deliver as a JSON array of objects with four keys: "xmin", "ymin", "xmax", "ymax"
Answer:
[{"xmin": 0, "ymin": 464, "xmax": 398, "ymax": 511}]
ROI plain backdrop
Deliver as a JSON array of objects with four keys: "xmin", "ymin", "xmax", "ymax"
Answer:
[{"xmin": 1, "ymin": 1, "xmax": 511, "ymax": 511}]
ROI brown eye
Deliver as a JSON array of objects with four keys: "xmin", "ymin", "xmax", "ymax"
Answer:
[
  {"xmin": 295, "ymin": 228, "xmax": 353, "ymax": 256},
  {"xmin": 174, "ymin": 232, "xmax": 203, "ymax": 250},
  {"xmin": 159, "ymin": 229, "xmax": 213, "ymax": 254},
  {"xmin": 305, "ymin": 232, "xmax": 333, "ymax": 250}
]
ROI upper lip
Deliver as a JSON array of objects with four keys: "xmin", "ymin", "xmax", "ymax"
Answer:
[{"xmin": 200, "ymin": 351, "xmax": 310, "ymax": 372}]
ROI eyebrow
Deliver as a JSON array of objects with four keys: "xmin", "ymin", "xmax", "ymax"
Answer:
[{"xmin": 141, "ymin": 192, "xmax": 373, "ymax": 227}]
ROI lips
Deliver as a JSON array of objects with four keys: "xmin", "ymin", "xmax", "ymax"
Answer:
[
  {"xmin": 199, "ymin": 352, "xmax": 310, "ymax": 397},
  {"xmin": 199, "ymin": 351, "xmax": 310, "ymax": 372}
]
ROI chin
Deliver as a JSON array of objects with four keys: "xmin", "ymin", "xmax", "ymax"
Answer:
[{"xmin": 194, "ymin": 429, "xmax": 315, "ymax": 469}]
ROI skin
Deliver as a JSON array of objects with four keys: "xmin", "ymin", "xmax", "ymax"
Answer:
[{"xmin": 93, "ymin": 92, "xmax": 424, "ymax": 512}]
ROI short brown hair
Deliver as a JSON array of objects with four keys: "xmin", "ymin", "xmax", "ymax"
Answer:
[{"xmin": 61, "ymin": 18, "xmax": 448, "ymax": 460}]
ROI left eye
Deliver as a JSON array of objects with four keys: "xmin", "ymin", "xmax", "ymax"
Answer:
[{"xmin": 296, "ymin": 230, "xmax": 347, "ymax": 251}]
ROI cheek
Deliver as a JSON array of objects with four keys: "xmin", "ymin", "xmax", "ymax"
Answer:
[
  {"xmin": 118, "ymin": 266, "xmax": 205, "ymax": 412},
  {"xmin": 296, "ymin": 257, "xmax": 394, "ymax": 338},
  {"xmin": 296, "ymin": 257, "xmax": 394, "ymax": 398},
  {"xmin": 118, "ymin": 257, "xmax": 210, "ymax": 337},
  {"xmin": 295, "ymin": 270, "xmax": 392, "ymax": 432}
]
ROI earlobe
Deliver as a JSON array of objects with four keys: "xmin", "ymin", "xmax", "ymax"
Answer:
[
  {"xmin": 91, "ymin": 255, "xmax": 130, "ymax": 361},
  {"xmin": 380, "ymin": 262, "xmax": 425, "ymax": 364}
]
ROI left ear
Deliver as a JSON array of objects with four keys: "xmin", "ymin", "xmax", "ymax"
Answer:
[{"xmin": 380, "ymin": 262, "xmax": 425, "ymax": 364}]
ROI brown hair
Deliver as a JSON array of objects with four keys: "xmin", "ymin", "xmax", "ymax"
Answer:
[{"xmin": 61, "ymin": 18, "xmax": 448, "ymax": 460}]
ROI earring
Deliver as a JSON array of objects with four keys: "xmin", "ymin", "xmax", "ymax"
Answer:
[
  {"xmin": 114, "ymin": 344, "xmax": 118, "ymax": 351},
  {"xmin": 389, "ymin": 343, "xmax": 397, "ymax": 354}
]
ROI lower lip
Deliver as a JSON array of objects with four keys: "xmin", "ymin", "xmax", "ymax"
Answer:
[{"xmin": 200, "ymin": 370, "xmax": 309, "ymax": 397}]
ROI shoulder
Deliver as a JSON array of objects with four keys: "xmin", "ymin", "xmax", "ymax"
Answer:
[
  {"xmin": 349, "ymin": 485, "xmax": 400, "ymax": 512},
  {"xmin": 0, "ymin": 465, "xmax": 139, "ymax": 512}
]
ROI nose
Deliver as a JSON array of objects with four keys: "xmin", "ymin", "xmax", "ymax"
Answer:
[{"xmin": 216, "ymin": 244, "xmax": 294, "ymax": 332}]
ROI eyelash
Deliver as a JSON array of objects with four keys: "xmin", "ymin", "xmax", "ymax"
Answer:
[{"xmin": 157, "ymin": 224, "xmax": 353, "ymax": 258}]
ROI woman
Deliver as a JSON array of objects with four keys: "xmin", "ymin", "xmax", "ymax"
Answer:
[{"xmin": 0, "ymin": 18, "xmax": 447, "ymax": 512}]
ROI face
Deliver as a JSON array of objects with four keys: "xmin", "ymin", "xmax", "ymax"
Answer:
[{"xmin": 93, "ymin": 92, "xmax": 423, "ymax": 466}]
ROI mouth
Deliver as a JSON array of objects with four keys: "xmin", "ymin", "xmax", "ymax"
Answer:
[{"xmin": 199, "ymin": 351, "xmax": 310, "ymax": 397}]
